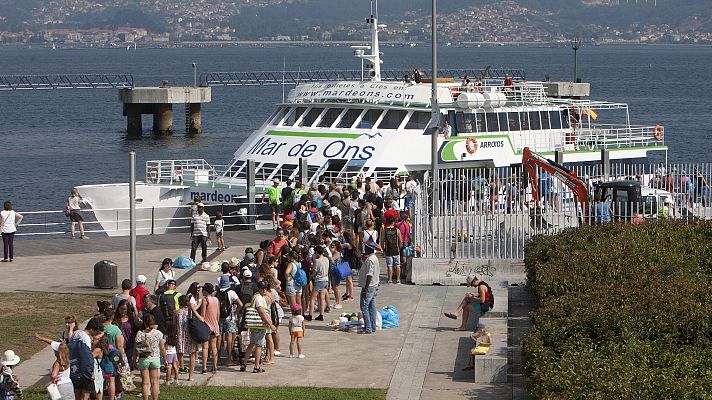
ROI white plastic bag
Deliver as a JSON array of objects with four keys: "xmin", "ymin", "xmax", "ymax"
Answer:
[
  {"xmin": 47, "ymin": 383, "xmax": 61, "ymax": 400},
  {"xmin": 375, "ymin": 309, "xmax": 382, "ymax": 330}
]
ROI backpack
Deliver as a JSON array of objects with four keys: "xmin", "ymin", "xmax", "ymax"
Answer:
[
  {"xmin": 293, "ymin": 263, "xmax": 308, "ymax": 287},
  {"xmin": 238, "ymin": 283, "xmax": 255, "ymax": 305},
  {"xmin": 218, "ymin": 289, "xmax": 234, "ymax": 319},
  {"xmin": 159, "ymin": 291, "xmax": 178, "ymax": 322},
  {"xmin": 478, "ymin": 282, "xmax": 494, "ymax": 313}
]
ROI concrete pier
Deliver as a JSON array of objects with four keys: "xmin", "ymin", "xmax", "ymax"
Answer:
[{"xmin": 119, "ymin": 83, "xmax": 211, "ymax": 137}]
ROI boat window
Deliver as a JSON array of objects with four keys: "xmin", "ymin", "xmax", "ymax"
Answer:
[
  {"xmin": 299, "ymin": 107, "xmax": 324, "ymax": 127},
  {"xmin": 520, "ymin": 111, "xmax": 530, "ymax": 130},
  {"xmin": 497, "ymin": 113, "xmax": 508, "ymax": 132},
  {"xmin": 284, "ymin": 107, "xmax": 307, "ymax": 126},
  {"xmin": 508, "ymin": 112, "xmax": 521, "ymax": 131},
  {"xmin": 485, "ymin": 112, "xmax": 499, "ymax": 132},
  {"xmin": 269, "ymin": 108, "xmax": 285, "ymax": 125},
  {"xmin": 540, "ymin": 111, "xmax": 551, "ymax": 130},
  {"xmin": 377, "ymin": 110, "xmax": 407, "ymax": 129},
  {"xmin": 455, "ymin": 112, "xmax": 474, "ymax": 133},
  {"xmin": 475, "ymin": 113, "xmax": 486, "ymax": 133},
  {"xmin": 405, "ymin": 111, "xmax": 431, "ymax": 130},
  {"xmin": 359, "ymin": 109, "xmax": 382, "ymax": 129},
  {"xmin": 549, "ymin": 111, "xmax": 562, "ymax": 129},
  {"xmin": 561, "ymin": 109, "xmax": 570, "ymax": 129},
  {"xmin": 528, "ymin": 111, "xmax": 541, "ymax": 130},
  {"xmin": 337, "ymin": 109, "xmax": 363, "ymax": 128},
  {"xmin": 318, "ymin": 108, "xmax": 344, "ymax": 128}
]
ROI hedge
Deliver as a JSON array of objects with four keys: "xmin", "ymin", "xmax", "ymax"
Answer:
[{"xmin": 522, "ymin": 221, "xmax": 712, "ymax": 400}]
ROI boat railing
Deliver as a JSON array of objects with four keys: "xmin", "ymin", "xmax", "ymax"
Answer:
[
  {"xmin": 14, "ymin": 203, "xmax": 274, "ymax": 238},
  {"xmin": 146, "ymin": 159, "xmax": 225, "ymax": 185},
  {"xmin": 447, "ymin": 81, "xmax": 547, "ymax": 104},
  {"xmin": 575, "ymin": 124, "xmax": 663, "ymax": 150}
]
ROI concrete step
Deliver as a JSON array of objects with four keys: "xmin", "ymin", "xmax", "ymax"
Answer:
[{"xmin": 473, "ymin": 317, "xmax": 508, "ymax": 383}]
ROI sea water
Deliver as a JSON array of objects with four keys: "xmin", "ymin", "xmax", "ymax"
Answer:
[{"xmin": 0, "ymin": 44, "xmax": 710, "ymax": 211}]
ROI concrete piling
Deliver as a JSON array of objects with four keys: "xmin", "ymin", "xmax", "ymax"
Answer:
[
  {"xmin": 188, "ymin": 103, "xmax": 202, "ymax": 135},
  {"xmin": 119, "ymin": 83, "xmax": 211, "ymax": 137}
]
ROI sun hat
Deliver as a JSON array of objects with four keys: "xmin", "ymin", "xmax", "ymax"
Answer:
[{"xmin": 1, "ymin": 350, "xmax": 20, "ymax": 366}]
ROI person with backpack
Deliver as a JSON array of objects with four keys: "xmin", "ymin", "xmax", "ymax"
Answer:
[
  {"xmin": 444, "ymin": 275, "xmax": 494, "ymax": 331},
  {"xmin": 158, "ymin": 280, "xmax": 181, "ymax": 326},
  {"xmin": 380, "ymin": 214, "xmax": 403, "ymax": 284},
  {"xmin": 285, "ymin": 251, "xmax": 305, "ymax": 307},
  {"xmin": 216, "ymin": 276, "xmax": 241, "ymax": 367},
  {"xmin": 281, "ymin": 179, "xmax": 294, "ymax": 215}
]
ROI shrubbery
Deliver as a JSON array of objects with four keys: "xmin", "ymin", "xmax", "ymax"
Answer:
[{"xmin": 522, "ymin": 221, "xmax": 712, "ymax": 399}]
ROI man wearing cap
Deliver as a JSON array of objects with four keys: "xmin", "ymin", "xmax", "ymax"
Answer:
[
  {"xmin": 262, "ymin": 178, "xmax": 282, "ymax": 228},
  {"xmin": 158, "ymin": 280, "xmax": 181, "ymax": 329},
  {"xmin": 359, "ymin": 241, "xmax": 381, "ymax": 334},
  {"xmin": 130, "ymin": 274, "xmax": 150, "ymax": 313},
  {"xmin": 444, "ymin": 275, "xmax": 489, "ymax": 331},
  {"xmin": 242, "ymin": 281, "xmax": 276, "ymax": 373},
  {"xmin": 190, "ymin": 203, "xmax": 211, "ymax": 264}
]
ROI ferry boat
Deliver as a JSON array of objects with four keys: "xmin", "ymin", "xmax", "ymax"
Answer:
[{"xmin": 75, "ymin": 9, "xmax": 667, "ymax": 236}]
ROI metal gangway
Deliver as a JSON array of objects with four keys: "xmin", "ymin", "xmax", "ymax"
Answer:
[
  {"xmin": 0, "ymin": 74, "xmax": 134, "ymax": 90},
  {"xmin": 200, "ymin": 68, "xmax": 526, "ymax": 86}
]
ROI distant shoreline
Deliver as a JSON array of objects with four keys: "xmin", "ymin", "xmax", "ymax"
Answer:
[{"xmin": 1, "ymin": 40, "xmax": 710, "ymax": 50}]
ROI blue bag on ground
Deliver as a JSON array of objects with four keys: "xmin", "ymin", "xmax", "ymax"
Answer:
[
  {"xmin": 380, "ymin": 305, "xmax": 400, "ymax": 329},
  {"xmin": 173, "ymin": 255, "xmax": 195, "ymax": 269}
]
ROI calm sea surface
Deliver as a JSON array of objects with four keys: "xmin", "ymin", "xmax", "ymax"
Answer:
[{"xmin": 0, "ymin": 45, "xmax": 710, "ymax": 211}]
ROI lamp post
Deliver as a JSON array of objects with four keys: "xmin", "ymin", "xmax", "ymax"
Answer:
[
  {"xmin": 430, "ymin": 0, "xmax": 439, "ymax": 219},
  {"xmin": 192, "ymin": 62, "xmax": 197, "ymax": 87},
  {"xmin": 571, "ymin": 37, "xmax": 582, "ymax": 82}
]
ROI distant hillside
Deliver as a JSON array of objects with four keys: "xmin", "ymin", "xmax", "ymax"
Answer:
[{"xmin": 0, "ymin": 0, "xmax": 709, "ymax": 40}]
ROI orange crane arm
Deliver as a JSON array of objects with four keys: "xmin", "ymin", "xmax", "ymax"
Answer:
[{"xmin": 521, "ymin": 147, "xmax": 591, "ymax": 224}]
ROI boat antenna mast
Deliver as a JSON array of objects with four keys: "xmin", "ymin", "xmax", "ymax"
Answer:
[{"xmin": 353, "ymin": 0, "xmax": 383, "ymax": 82}]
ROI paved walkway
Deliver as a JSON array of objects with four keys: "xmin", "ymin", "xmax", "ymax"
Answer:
[{"xmin": 2, "ymin": 233, "xmax": 532, "ymax": 400}]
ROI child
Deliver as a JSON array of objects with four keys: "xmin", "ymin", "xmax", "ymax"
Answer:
[
  {"xmin": 165, "ymin": 342, "xmax": 179, "ymax": 385},
  {"xmin": 91, "ymin": 338, "xmax": 107, "ymax": 400},
  {"xmin": 461, "ymin": 323, "xmax": 493, "ymax": 371},
  {"xmin": 214, "ymin": 211, "xmax": 226, "ymax": 250},
  {"xmin": 0, "ymin": 350, "xmax": 22, "ymax": 400},
  {"xmin": 288, "ymin": 304, "xmax": 305, "ymax": 359}
]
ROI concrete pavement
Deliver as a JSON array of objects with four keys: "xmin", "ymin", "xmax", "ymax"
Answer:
[{"xmin": 1, "ymin": 233, "xmax": 532, "ymax": 400}]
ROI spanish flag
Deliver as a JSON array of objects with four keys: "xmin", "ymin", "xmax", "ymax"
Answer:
[{"xmin": 583, "ymin": 108, "xmax": 598, "ymax": 120}]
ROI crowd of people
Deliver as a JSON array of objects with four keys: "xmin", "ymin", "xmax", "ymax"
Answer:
[{"xmin": 9, "ymin": 174, "xmax": 418, "ymax": 400}]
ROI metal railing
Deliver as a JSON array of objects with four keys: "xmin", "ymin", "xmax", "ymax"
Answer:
[
  {"xmin": 412, "ymin": 162, "xmax": 712, "ymax": 260},
  {"xmin": 14, "ymin": 203, "xmax": 274, "ymax": 238},
  {"xmin": 200, "ymin": 68, "xmax": 526, "ymax": 87},
  {"xmin": 0, "ymin": 74, "xmax": 134, "ymax": 90}
]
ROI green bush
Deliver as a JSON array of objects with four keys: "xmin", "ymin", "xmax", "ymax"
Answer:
[{"xmin": 522, "ymin": 221, "xmax": 712, "ymax": 399}]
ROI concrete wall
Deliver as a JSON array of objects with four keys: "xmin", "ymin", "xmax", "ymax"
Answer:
[
  {"xmin": 411, "ymin": 258, "xmax": 526, "ymax": 286},
  {"xmin": 119, "ymin": 87, "xmax": 212, "ymax": 104}
]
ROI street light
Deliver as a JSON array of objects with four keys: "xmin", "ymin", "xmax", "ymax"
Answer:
[
  {"xmin": 192, "ymin": 62, "xmax": 197, "ymax": 87},
  {"xmin": 571, "ymin": 37, "xmax": 582, "ymax": 82}
]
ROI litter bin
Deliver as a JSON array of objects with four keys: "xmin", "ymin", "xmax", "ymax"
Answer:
[{"xmin": 94, "ymin": 260, "xmax": 118, "ymax": 289}]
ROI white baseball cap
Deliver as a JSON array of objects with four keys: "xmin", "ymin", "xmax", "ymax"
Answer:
[{"xmin": 136, "ymin": 275, "xmax": 147, "ymax": 283}]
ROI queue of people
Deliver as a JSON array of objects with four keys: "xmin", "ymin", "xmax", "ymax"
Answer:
[{"xmin": 22, "ymin": 173, "xmax": 416, "ymax": 399}]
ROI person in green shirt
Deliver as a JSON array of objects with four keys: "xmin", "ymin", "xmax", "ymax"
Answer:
[{"xmin": 262, "ymin": 178, "xmax": 282, "ymax": 227}]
